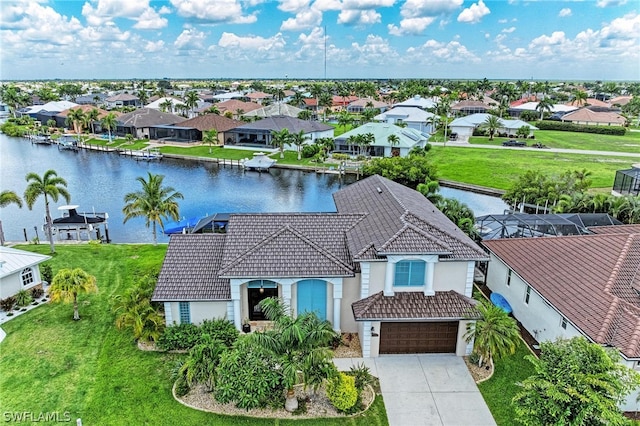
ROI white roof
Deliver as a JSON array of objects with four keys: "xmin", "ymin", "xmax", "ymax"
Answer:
[
  {"xmin": 24, "ymin": 100, "xmax": 78, "ymax": 114},
  {"xmin": 212, "ymin": 91, "xmax": 244, "ymax": 101},
  {"xmin": 145, "ymin": 97, "xmax": 182, "ymax": 109},
  {"xmin": 511, "ymin": 102, "xmax": 577, "ymax": 113},
  {"xmin": 336, "ymin": 122, "xmax": 429, "ymax": 149},
  {"xmin": 374, "ymin": 106, "xmax": 435, "ymax": 122},
  {"xmin": 394, "ymin": 95, "xmax": 437, "ymax": 110},
  {"xmin": 449, "ymin": 113, "xmax": 538, "ymax": 130},
  {"xmin": 0, "ymin": 247, "xmax": 50, "ymax": 279}
]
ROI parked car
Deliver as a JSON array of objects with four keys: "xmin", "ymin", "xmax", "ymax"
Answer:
[{"xmin": 502, "ymin": 139, "xmax": 527, "ymax": 147}]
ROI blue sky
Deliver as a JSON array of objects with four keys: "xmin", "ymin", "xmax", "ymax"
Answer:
[{"xmin": 1, "ymin": 0, "xmax": 638, "ymax": 81}]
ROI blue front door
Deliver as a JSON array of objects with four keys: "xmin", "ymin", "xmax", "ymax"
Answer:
[{"xmin": 297, "ymin": 279, "xmax": 327, "ymax": 320}]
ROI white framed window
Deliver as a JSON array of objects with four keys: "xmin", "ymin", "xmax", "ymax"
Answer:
[
  {"xmin": 524, "ymin": 286, "xmax": 531, "ymax": 305},
  {"xmin": 179, "ymin": 302, "xmax": 191, "ymax": 324},
  {"xmin": 21, "ymin": 268, "xmax": 34, "ymax": 286},
  {"xmin": 506, "ymin": 270, "xmax": 512, "ymax": 287},
  {"xmin": 394, "ymin": 260, "xmax": 426, "ymax": 287},
  {"xmin": 561, "ymin": 317, "xmax": 567, "ymax": 330}
]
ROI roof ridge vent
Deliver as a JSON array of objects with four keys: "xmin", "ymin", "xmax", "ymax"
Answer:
[{"xmin": 376, "ymin": 187, "xmax": 383, "ymax": 194}]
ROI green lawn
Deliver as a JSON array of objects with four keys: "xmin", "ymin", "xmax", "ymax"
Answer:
[
  {"xmin": 0, "ymin": 244, "xmax": 388, "ymax": 426},
  {"xmin": 477, "ymin": 343, "xmax": 536, "ymax": 425},
  {"xmin": 469, "ymin": 130, "xmax": 640, "ymax": 153},
  {"xmin": 428, "ymin": 145, "xmax": 632, "ymax": 189},
  {"xmin": 159, "ymin": 145, "xmax": 260, "ymax": 160}
]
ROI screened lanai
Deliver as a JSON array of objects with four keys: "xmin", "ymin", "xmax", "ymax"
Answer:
[
  {"xmin": 612, "ymin": 165, "xmax": 640, "ymax": 196},
  {"xmin": 475, "ymin": 213, "xmax": 622, "ymax": 240}
]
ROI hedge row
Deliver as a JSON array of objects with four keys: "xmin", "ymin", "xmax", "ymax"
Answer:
[{"xmin": 534, "ymin": 121, "xmax": 626, "ymax": 135}]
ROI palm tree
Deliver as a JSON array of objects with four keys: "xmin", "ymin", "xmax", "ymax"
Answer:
[
  {"xmin": 122, "ymin": 172, "xmax": 184, "ymax": 245},
  {"xmin": 113, "ymin": 278, "xmax": 164, "ymax": 342},
  {"xmin": 137, "ymin": 89, "xmax": 149, "ymax": 107},
  {"xmin": 49, "ymin": 267, "xmax": 98, "ymax": 320},
  {"xmin": 387, "ymin": 134, "xmax": 400, "ymax": 156},
  {"xmin": 159, "ymin": 99, "xmax": 174, "ymax": 113},
  {"xmin": 571, "ymin": 90, "xmax": 588, "ymax": 107},
  {"xmin": 270, "ymin": 128, "xmax": 291, "ymax": 159},
  {"xmin": 318, "ymin": 92, "xmax": 333, "ymax": 121},
  {"xmin": 184, "ymin": 90, "xmax": 200, "ymax": 116},
  {"xmin": 297, "ymin": 110, "xmax": 312, "ymax": 120},
  {"xmin": 208, "ymin": 105, "xmax": 220, "ymax": 115},
  {"xmin": 248, "ymin": 297, "xmax": 338, "ymax": 412},
  {"xmin": 481, "ymin": 115, "xmax": 502, "ymax": 140},
  {"xmin": 535, "ymin": 98, "xmax": 554, "ymax": 120},
  {"xmin": 337, "ymin": 110, "xmax": 352, "ymax": 131},
  {"xmin": 65, "ymin": 108, "xmax": 86, "ymax": 135},
  {"xmin": 86, "ymin": 108, "xmax": 100, "ymax": 135},
  {"xmin": 0, "ymin": 190, "xmax": 23, "ymax": 246},
  {"xmin": 290, "ymin": 130, "xmax": 310, "ymax": 161},
  {"xmin": 202, "ymin": 129, "xmax": 218, "ymax": 154},
  {"xmin": 179, "ymin": 334, "xmax": 226, "ymax": 392},
  {"xmin": 361, "ymin": 107, "xmax": 377, "ymax": 123},
  {"xmin": 101, "ymin": 112, "xmax": 118, "ymax": 143},
  {"xmin": 24, "ymin": 170, "xmax": 71, "ymax": 254},
  {"xmin": 464, "ymin": 299, "xmax": 520, "ymax": 367}
]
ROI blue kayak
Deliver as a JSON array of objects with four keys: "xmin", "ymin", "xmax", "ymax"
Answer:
[{"xmin": 490, "ymin": 292, "xmax": 513, "ymax": 314}]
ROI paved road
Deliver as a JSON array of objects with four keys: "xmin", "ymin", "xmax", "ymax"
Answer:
[{"xmin": 429, "ymin": 141, "xmax": 640, "ymax": 158}]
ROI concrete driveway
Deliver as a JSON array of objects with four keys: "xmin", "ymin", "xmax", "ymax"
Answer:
[{"xmin": 334, "ymin": 354, "xmax": 496, "ymax": 426}]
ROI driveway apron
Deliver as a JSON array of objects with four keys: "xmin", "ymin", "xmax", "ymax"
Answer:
[{"xmin": 334, "ymin": 354, "xmax": 496, "ymax": 426}]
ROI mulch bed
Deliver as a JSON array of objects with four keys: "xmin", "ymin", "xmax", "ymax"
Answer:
[{"xmin": 463, "ymin": 356, "xmax": 493, "ymax": 383}]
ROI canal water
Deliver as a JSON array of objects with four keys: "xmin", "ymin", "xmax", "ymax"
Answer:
[{"xmin": 0, "ymin": 133, "xmax": 507, "ymax": 244}]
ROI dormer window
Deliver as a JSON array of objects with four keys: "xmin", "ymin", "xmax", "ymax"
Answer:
[{"xmin": 394, "ymin": 260, "xmax": 426, "ymax": 287}]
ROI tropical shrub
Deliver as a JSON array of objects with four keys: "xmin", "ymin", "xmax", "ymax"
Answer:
[
  {"xmin": 214, "ymin": 340, "xmax": 284, "ymax": 410},
  {"xmin": 0, "ymin": 296, "xmax": 16, "ymax": 312},
  {"xmin": 332, "ymin": 153, "xmax": 350, "ymax": 161},
  {"xmin": 362, "ymin": 154, "xmax": 438, "ymax": 189},
  {"xmin": 156, "ymin": 323, "xmax": 201, "ymax": 351},
  {"xmin": 174, "ymin": 374, "xmax": 190, "ymax": 397},
  {"xmin": 179, "ymin": 334, "xmax": 226, "ymax": 392},
  {"xmin": 30, "ymin": 287, "xmax": 44, "ymax": 299},
  {"xmin": 468, "ymin": 351, "xmax": 482, "ymax": 366},
  {"xmin": 534, "ymin": 121, "xmax": 626, "ymax": 135},
  {"xmin": 41, "ymin": 263, "xmax": 53, "ymax": 283},
  {"xmin": 112, "ymin": 276, "xmax": 164, "ymax": 342},
  {"xmin": 302, "ymin": 144, "xmax": 321, "ymax": 158},
  {"xmin": 347, "ymin": 362, "xmax": 374, "ymax": 392},
  {"xmin": 14, "ymin": 289, "xmax": 33, "ymax": 307},
  {"xmin": 326, "ymin": 372, "xmax": 358, "ymax": 413},
  {"xmin": 199, "ymin": 319, "xmax": 239, "ymax": 348}
]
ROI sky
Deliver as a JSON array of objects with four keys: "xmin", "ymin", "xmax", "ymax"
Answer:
[{"xmin": 1, "ymin": 0, "xmax": 639, "ymax": 81}]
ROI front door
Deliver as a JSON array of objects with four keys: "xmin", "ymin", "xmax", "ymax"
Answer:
[
  {"xmin": 297, "ymin": 279, "xmax": 327, "ymax": 320},
  {"xmin": 248, "ymin": 280, "xmax": 278, "ymax": 321}
]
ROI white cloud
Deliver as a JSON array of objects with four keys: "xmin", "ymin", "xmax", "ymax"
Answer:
[
  {"xmin": 295, "ymin": 26, "xmax": 326, "ymax": 60},
  {"xmin": 81, "ymin": 0, "xmax": 168, "ymax": 29},
  {"xmin": 457, "ymin": 0, "xmax": 490, "ymax": 24},
  {"xmin": 170, "ymin": 0, "xmax": 257, "ymax": 23},
  {"xmin": 558, "ymin": 8, "xmax": 572, "ymax": 18},
  {"xmin": 218, "ymin": 31, "xmax": 286, "ymax": 51},
  {"xmin": 278, "ymin": 0, "xmax": 312, "ymax": 13},
  {"xmin": 144, "ymin": 39, "xmax": 165, "ymax": 52},
  {"xmin": 174, "ymin": 28, "xmax": 207, "ymax": 50},
  {"xmin": 501, "ymin": 26, "xmax": 516, "ymax": 33},
  {"xmin": 338, "ymin": 9, "xmax": 382, "ymax": 25},
  {"xmin": 388, "ymin": 17, "xmax": 436, "ymax": 35},
  {"xmin": 342, "ymin": 0, "xmax": 396, "ymax": 7},
  {"xmin": 133, "ymin": 8, "xmax": 168, "ymax": 29},
  {"xmin": 280, "ymin": 8, "xmax": 323, "ymax": 30},
  {"xmin": 419, "ymin": 39, "xmax": 480, "ymax": 62},
  {"xmin": 350, "ymin": 34, "xmax": 400, "ymax": 64},
  {"xmin": 596, "ymin": 0, "xmax": 627, "ymax": 7},
  {"xmin": 400, "ymin": 0, "xmax": 464, "ymax": 18}
]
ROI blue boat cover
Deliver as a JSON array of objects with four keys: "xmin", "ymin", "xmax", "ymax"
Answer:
[{"xmin": 490, "ymin": 292, "xmax": 513, "ymax": 314}]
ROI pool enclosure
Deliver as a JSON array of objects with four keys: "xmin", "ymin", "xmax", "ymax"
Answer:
[{"xmin": 612, "ymin": 165, "xmax": 640, "ymax": 196}]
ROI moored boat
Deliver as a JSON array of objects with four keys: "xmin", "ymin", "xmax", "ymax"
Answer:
[{"xmin": 242, "ymin": 152, "xmax": 276, "ymax": 171}]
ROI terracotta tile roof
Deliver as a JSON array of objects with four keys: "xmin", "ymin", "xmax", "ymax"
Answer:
[
  {"xmin": 589, "ymin": 224, "xmax": 640, "ymax": 235},
  {"xmin": 106, "ymin": 93, "xmax": 139, "ymax": 101},
  {"xmin": 561, "ymin": 108, "xmax": 625, "ymax": 125},
  {"xmin": 333, "ymin": 175, "xmax": 488, "ymax": 261},
  {"xmin": 219, "ymin": 213, "xmax": 364, "ymax": 278},
  {"xmin": 230, "ymin": 115, "xmax": 333, "ymax": 133},
  {"xmin": 216, "ymin": 99, "xmax": 261, "ymax": 114},
  {"xmin": 483, "ymin": 234, "xmax": 640, "ymax": 358},
  {"xmin": 246, "ymin": 91, "xmax": 273, "ymax": 100},
  {"xmin": 153, "ymin": 234, "xmax": 230, "ymax": 301},
  {"xmin": 117, "ymin": 108, "xmax": 185, "ymax": 128},
  {"xmin": 352, "ymin": 290, "xmax": 480, "ymax": 321},
  {"xmin": 177, "ymin": 113, "xmax": 243, "ymax": 132}
]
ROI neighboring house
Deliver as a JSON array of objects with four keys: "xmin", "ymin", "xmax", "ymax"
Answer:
[
  {"xmin": 153, "ymin": 113, "xmax": 243, "ymax": 144},
  {"xmin": 374, "ymin": 107, "xmax": 435, "ymax": 133},
  {"xmin": 451, "ymin": 99, "xmax": 497, "ymax": 116},
  {"xmin": 242, "ymin": 103, "xmax": 304, "ymax": 119},
  {"xmin": 612, "ymin": 164, "xmax": 640, "ymax": 196},
  {"xmin": 0, "ymin": 247, "xmax": 50, "ymax": 300},
  {"xmin": 508, "ymin": 101, "xmax": 577, "ymax": 118},
  {"xmin": 393, "ymin": 95, "xmax": 437, "ymax": 110},
  {"xmin": 145, "ymin": 97, "xmax": 183, "ymax": 114},
  {"xmin": 346, "ymin": 99, "xmax": 388, "ymax": 114},
  {"xmin": 224, "ymin": 115, "xmax": 333, "ymax": 149},
  {"xmin": 334, "ymin": 122, "xmax": 430, "ymax": 157},
  {"xmin": 483, "ymin": 226, "xmax": 640, "ymax": 411},
  {"xmin": 560, "ymin": 108, "xmax": 626, "ymax": 126},
  {"xmin": 19, "ymin": 101, "xmax": 79, "ymax": 124},
  {"xmin": 332, "ymin": 95, "xmax": 359, "ymax": 111},
  {"xmin": 245, "ymin": 91, "xmax": 273, "ymax": 105},
  {"xmin": 213, "ymin": 99, "xmax": 261, "ymax": 119},
  {"xmin": 55, "ymin": 105, "xmax": 116, "ymax": 131},
  {"xmin": 449, "ymin": 113, "xmax": 538, "ymax": 141},
  {"xmin": 116, "ymin": 108, "xmax": 185, "ymax": 139},
  {"xmin": 75, "ymin": 93, "xmax": 108, "ymax": 106},
  {"xmin": 104, "ymin": 93, "xmax": 140, "ymax": 109},
  {"xmin": 153, "ymin": 175, "xmax": 487, "ymax": 357},
  {"xmin": 211, "ymin": 91, "xmax": 245, "ymax": 102}
]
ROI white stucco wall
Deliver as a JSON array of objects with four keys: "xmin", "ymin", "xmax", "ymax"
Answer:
[
  {"xmin": 190, "ymin": 301, "xmax": 229, "ymax": 324},
  {"xmin": 341, "ymin": 275, "xmax": 361, "ymax": 333},
  {"xmin": 433, "ymin": 261, "xmax": 468, "ymax": 294},
  {"xmin": 0, "ymin": 267, "xmax": 43, "ymax": 299}
]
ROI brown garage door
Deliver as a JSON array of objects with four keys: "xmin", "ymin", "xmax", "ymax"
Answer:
[{"xmin": 379, "ymin": 322, "xmax": 459, "ymax": 354}]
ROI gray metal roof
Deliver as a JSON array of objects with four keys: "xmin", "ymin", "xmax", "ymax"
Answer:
[{"xmin": 229, "ymin": 115, "xmax": 333, "ymax": 133}]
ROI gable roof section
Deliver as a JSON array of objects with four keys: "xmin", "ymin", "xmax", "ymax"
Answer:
[
  {"xmin": 374, "ymin": 106, "xmax": 434, "ymax": 122},
  {"xmin": 561, "ymin": 108, "xmax": 626, "ymax": 125},
  {"xmin": 352, "ymin": 290, "xmax": 480, "ymax": 321},
  {"xmin": 215, "ymin": 99, "xmax": 262, "ymax": 114},
  {"xmin": 0, "ymin": 247, "xmax": 51, "ymax": 279},
  {"xmin": 219, "ymin": 213, "xmax": 364, "ymax": 278},
  {"xmin": 117, "ymin": 108, "xmax": 185, "ymax": 128},
  {"xmin": 335, "ymin": 122, "xmax": 429, "ymax": 149},
  {"xmin": 229, "ymin": 115, "xmax": 333, "ymax": 133},
  {"xmin": 153, "ymin": 234, "xmax": 230, "ymax": 301},
  {"xmin": 105, "ymin": 93, "xmax": 138, "ymax": 102},
  {"xmin": 333, "ymin": 175, "xmax": 488, "ymax": 261},
  {"xmin": 177, "ymin": 113, "xmax": 243, "ymax": 132},
  {"xmin": 242, "ymin": 103, "xmax": 304, "ymax": 118},
  {"xmin": 483, "ymin": 234, "xmax": 640, "ymax": 358}
]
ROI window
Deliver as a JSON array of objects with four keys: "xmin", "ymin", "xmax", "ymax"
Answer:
[
  {"xmin": 524, "ymin": 286, "xmax": 531, "ymax": 305},
  {"xmin": 506, "ymin": 270, "xmax": 512, "ymax": 287},
  {"xmin": 179, "ymin": 302, "xmax": 191, "ymax": 324},
  {"xmin": 21, "ymin": 268, "xmax": 34, "ymax": 286},
  {"xmin": 561, "ymin": 317, "xmax": 567, "ymax": 330},
  {"xmin": 394, "ymin": 260, "xmax": 426, "ymax": 287}
]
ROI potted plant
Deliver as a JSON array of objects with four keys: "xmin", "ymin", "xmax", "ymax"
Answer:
[{"xmin": 242, "ymin": 318, "xmax": 251, "ymax": 333}]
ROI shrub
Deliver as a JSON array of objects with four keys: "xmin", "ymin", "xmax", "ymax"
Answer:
[
  {"xmin": 15, "ymin": 289, "xmax": 33, "ymax": 307},
  {"xmin": 156, "ymin": 323, "xmax": 201, "ymax": 351},
  {"xmin": 30, "ymin": 287, "xmax": 44, "ymax": 299},
  {"xmin": 199, "ymin": 319, "xmax": 240, "ymax": 348},
  {"xmin": 302, "ymin": 144, "xmax": 320, "ymax": 158},
  {"xmin": 326, "ymin": 372, "xmax": 358, "ymax": 413},
  {"xmin": 174, "ymin": 374, "xmax": 190, "ymax": 397},
  {"xmin": 468, "ymin": 351, "xmax": 482, "ymax": 366},
  {"xmin": 41, "ymin": 263, "xmax": 53, "ymax": 283},
  {"xmin": 0, "ymin": 296, "xmax": 16, "ymax": 312},
  {"xmin": 534, "ymin": 120, "xmax": 626, "ymax": 135},
  {"xmin": 332, "ymin": 153, "xmax": 350, "ymax": 161},
  {"xmin": 347, "ymin": 362, "xmax": 373, "ymax": 391}
]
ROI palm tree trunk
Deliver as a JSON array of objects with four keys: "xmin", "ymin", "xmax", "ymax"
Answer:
[
  {"xmin": 73, "ymin": 293, "xmax": 80, "ymax": 320},
  {"xmin": 44, "ymin": 196, "xmax": 55, "ymax": 254},
  {"xmin": 152, "ymin": 222, "xmax": 158, "ymax": 245}
]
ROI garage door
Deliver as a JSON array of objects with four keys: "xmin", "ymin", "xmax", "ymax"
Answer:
[{"xmin": 379, "ymin": 322, "xmax": 459, "ymax": 354}]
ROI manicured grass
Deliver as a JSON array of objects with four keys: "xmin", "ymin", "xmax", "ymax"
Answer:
[
  {"xmin": 469, "ymin": 130, "xmax": 640, "ymax": 153},
  {"xmin": 159, "ymin": 145, "xmax": 260, "ymax": 160},
  {"xmin": 477, "ymin": 342, "xmax": 536, "ymax": 425},
  {"xmin": 429, "ymin": 145, "xmax": 632, "ymax": 189},
  {"xmin": 0, "ymin": 244, "xmax": 388, "ymax": 426}
]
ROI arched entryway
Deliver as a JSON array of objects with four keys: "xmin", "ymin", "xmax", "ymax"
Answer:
[
  {"xmin": 297, "ymin": 279, "xmax": 327, "ymax": 320},
  {"xmin": 248, "ymin": 280, "xmax": 277, "ymax": 320}
]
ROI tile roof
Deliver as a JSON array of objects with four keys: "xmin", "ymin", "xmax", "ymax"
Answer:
[
  {"xmin": 106, "ymin": 93, "xmax": 139, "ymax": 101},
  {"xmin": 57, "ymin": 105, "xmax": 118, "ymax": 119},
  {"xmin": 117, "ymin": 108, "xmax": 185, "ymax": 128},
  {"xmin": 219, "ymin": 213, "xmax": 364, "ymax": 278},
  {"xmin": 177, "ymin": 113, "xmax": 243, "ymax": 132},
  {"xmin": 334, "ymin": 122, "xmax": 429, "ymax": 149},
  {"xmin": 352, "ymin": 290, "xmax": 480, "ymax": 321},
  {"xmin": 333, "ymin": 175, "xmax": 488, "ymax": 261},
  {"xmin": 230, "ymin": 115, "xmax": 333, "ymax": 133},
  {"xmin": 589, "ymin": 224, "xmax": 640, "ymax": 235},
  {"xmin": 561, "ymin": 108, "xmax": 626, "ymax": 125},
  {"xmin": 374, "ymin": 106, "xmax": 435, "ymax": 123},
  {"xmin": 242, "ymin": 103, "xmax": 304, "ymax": 118},
  {"xmin": 153, "ymin": 234, "xmax": 231, "ymax": 301},
  {"xmin": 483, "ymin": 234, "xmax": 640, "ymax": 358},
  {"xmin": 215, "ymin": 99, "xmax": 262, "ymax": 114}
]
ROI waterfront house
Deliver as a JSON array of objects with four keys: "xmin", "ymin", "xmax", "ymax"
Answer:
[
  {"xmin": 483, "ymin": 225, "xmax": 640, "ymax": 411},
  {"xmin": 334, "ymin": 122, "xmax": 430, "ymax": 157},
  {"xmin": 153, "ymin": 174, "xmax": 487, "ymax": 357},
  {"xmin": 224, "ymin": 115, "xmax": 333, "ymax": 149},
  {"xmin": 104, "ymin": 93, "xmax": 141, "ymax": 109},
  {"xmin": 374, "ymin": 107, "xmax": 435, "ymax": 133},
  {"xmin": 150, "ymin": 113, "xmax": 243, "ymax": 144},
  {"xmin": 55, "ymin": 105, "xmax": 115, "ymax": 131},
  {"xmin": 451, "ymin": 98, "xmax": 497, "ymax": 116},
  {"xmin": 116, "ymin": 108, "xmax": 185, "ymax": 139},
  {"xmin": 210, "ymin": 99, "xmax": 261, "ymax": 119},
  {"xmin": 0, "ymin": 247, "xmax": 50, "ymax": 300}
]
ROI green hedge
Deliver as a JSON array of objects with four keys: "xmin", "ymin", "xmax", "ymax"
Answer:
[{"xmin": 535, "ymin": 121, "xmax": 626, "ymax": 135}]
